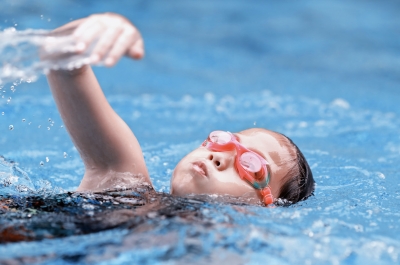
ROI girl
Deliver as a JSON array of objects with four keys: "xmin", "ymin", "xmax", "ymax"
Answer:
[{"xmin": 47, "ymin": 13, "xmax": 314, "ymax": 206}]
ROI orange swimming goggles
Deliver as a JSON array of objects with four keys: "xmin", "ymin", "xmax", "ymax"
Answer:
[{"xmin": 202, "ymin": 131, "xmax": 274, "ymax": 205}]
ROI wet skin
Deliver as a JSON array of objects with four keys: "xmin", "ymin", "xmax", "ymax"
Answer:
[{"xmin": 171, "ymin": 128, "xmax": 295, "ymax": 201}]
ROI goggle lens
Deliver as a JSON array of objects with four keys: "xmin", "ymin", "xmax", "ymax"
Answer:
[
  {"xmin": 209, "ymin": 131, "xmax": 231, "ymax": 144},
  {"xmin": 239, "ymin": 152, "xmax": 262, "ymax": 172}
]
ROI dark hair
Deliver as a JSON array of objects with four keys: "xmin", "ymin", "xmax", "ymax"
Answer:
[{"xmin": 276, "ymin": 133, "xmax": 315, "ymax": 205}]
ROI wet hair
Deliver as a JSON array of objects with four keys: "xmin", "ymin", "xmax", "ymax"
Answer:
[{"xmin": 275, "ymin": 133, "xmax": 315, "ymax": 205}]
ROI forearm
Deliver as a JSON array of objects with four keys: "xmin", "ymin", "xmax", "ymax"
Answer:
[{"xmin": 47, "ymin": 66, "xmax": 150, "ymax": 189}]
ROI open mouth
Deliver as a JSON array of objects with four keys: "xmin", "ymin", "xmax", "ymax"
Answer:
[{"xmin": 192, "ymin": 161, "xmax": 208, "ymax": 178}]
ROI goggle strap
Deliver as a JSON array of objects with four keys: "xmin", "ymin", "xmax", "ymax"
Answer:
[{"xmin": 260, "ymin": 186, "xmax": 274, "ymax": 205}]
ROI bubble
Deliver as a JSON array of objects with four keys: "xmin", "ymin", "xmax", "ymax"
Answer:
[
  {"xmin": 26, "ymin": 79, "xmax": 31, "ymax": 83},
  {"xmin": 38, "ymin": 125, "xmax": 41, "ymax": 128},
  {"xmin": 45, "ymin": 157, "xmax": 49, "ymax": 163},
  {"xmin": 63, "ymin": 152, "xmax": 68, "ymax": 158},
  {"xmin": 8, "ymin": 125, "xmax": 13, "ymax": 130},
  {"xmin": 39, "ymin": 161, "xmax": 44, "ymax": 166},
  {"xmin": 47, "ymin": 127, "xmax": 50, "ymax": 130},
  {"xmin": 1, "ymin": 112, "xmax": 4, "ymax": 115},
  {"xmin": 48, "ymin": 118, "xmax": 52, "ymax": 122},
  {"xmin": 22, "ymin": 118, "xmax": 25, "ymax": 122}
]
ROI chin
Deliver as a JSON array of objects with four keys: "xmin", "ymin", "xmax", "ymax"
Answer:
[
  {"xmin": 170, "ymin": 178, "xmax": 192, "ymax": 196},
  {"xmin": 170, "ymin": 163, "xmax": 189, "ymax": 195},
  {"xmin": 170, "ymin": 162, "xmax": 207, "ymax": 196}
]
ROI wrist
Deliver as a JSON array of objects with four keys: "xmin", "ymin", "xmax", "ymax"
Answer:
[{"xmin": 47, "ymin": 64, "xmax": 91, "ymax": 77}]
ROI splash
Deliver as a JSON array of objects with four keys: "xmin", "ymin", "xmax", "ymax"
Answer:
[
  {"xmin": 0, "ymin": 156, "xmax": 35, "ymax": 195},
  {"xmin": 0, "ymin": 27, "xmax": 94, "ymax": 86}
]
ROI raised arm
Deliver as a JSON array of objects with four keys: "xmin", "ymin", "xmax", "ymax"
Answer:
[{"xmin": 46, "ymin": 13, "xmax": 151, "ymax": 191}]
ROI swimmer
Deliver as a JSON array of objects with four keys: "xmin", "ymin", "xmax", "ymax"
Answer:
[{"xmin": 46, "ymin": 13, "xmax": 314, "ymax": 206}]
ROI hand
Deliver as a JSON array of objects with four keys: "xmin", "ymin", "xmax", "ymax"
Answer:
[{"xmin": 72, "ymin": 13, "xmax": 144, "ymax": 67}]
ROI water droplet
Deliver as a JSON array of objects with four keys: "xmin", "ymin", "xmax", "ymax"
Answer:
[
  {"xmin": 8, "ymin": 125, "xmax": 13, "ymax": 130},
  {"xmin": 40, "ymin": 15, "xmax": 44, "ymax": 19},
  {"xmin": 1, "ymin": 112, "xmax": 4, "ymax": 115},
  {"xmin": 38, "ymin": 125, "xmax": 41, "ymax": 128},
  {"xmin": 26, "ymin": 79, "xmax": 32, "ymax": 83},
  {"xmin": 48, "ymin": 118, "xmax": 52, "ymax": 122},
  {"xmin": 46, "ymin": 157, "xmax": 49, "ymax": 163},
  {"xmin": 63, "ymin": 152, "xmax": 68, "ymax": 158},
  {"xmin": 47, "ymin": 127, "xmax": 50, "ymax": 130},
  {"xmin": 39, "ymin": 161, "xmax": 44, "ymax": 166},
  {"xmin": 60, "ymin": 125, "xmax": 64, "ymax": 128},
  {"xmin": 253, "ymin": 121, "xmax": 257, "ymax": 125},
  {"xmin": 22, "ymin": 118, "xmax": 25, "ymax": 122},
  {"xmin": 28, "ymin": 122, "xmax": 31, "ymax": 125}
]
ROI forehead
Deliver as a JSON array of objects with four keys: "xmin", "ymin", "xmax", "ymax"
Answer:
[{"xmin": 235, "ymin": 129, "xmax": 293, "ymax": 165}]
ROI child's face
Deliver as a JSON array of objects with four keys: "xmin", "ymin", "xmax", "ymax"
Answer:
[{"xmin": 170, "ymin": 128, "xmax": 295, "ymax": 201}]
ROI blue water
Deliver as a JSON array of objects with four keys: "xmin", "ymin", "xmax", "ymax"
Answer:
[{"xmin": 1, "ymin": 0, "xmax": 400, "ymax": 264}]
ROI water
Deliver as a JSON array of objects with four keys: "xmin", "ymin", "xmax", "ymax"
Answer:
[
  {"xmin": 0, "ymin": 27, "xmax": 96, "ymax": 86},
  {"xmin": 1, "ymin": 0, "xmax": 400, "ymax": 264}
]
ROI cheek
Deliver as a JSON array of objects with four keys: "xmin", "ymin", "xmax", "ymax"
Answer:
[{"xmin": 208, "ymin": 169, "xmax": 255, "ymax": 196}]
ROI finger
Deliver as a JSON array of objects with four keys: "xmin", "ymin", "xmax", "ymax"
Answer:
[
  {"xmin": 127, "ymin": 38, "xmax": 145, "ymax": 60},
  {"xmin": 73, "ymin": 16, "xmax": 99, "ymax": 38},
  {"xmin": 90, "ymin": 26, "xmax": 123, "ymax": 63},
  {"xmin": 74, "ymin": 23, "xmax": 104, "ymax": 53},
  {"xmin": 104, "ymin": 28, "xmax": 137, "ymax": 66}
]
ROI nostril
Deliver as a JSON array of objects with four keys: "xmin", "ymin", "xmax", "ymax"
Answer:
[
  {"xmin": 208, "ymin": 154, "xmax": 213, "ymax": 160},
  {"xmin": 215, "ymin": 161, "xmax": 220, "ymax": 167}
]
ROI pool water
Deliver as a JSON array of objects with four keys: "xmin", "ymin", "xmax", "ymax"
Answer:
[{"xmin": 1, "ymin": 0, "xmax": 400, "ymax": 264}]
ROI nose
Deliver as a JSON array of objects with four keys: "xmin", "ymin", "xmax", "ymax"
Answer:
[{"xmin": 208, "ymin": 151, "xmax": 233, "ymax": 171}]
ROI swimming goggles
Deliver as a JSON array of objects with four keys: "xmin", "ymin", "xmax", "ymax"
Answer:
[{"xmin": 202, "ymin": 131, "xmax": 274, "ymax": 205}]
